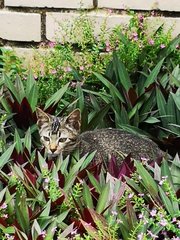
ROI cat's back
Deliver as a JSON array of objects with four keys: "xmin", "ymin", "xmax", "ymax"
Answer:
[{"xmin": 78, "ymin": 128, "xmax": 163, "ymax": 164}]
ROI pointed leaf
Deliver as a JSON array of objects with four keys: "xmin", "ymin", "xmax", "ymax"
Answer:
[
  {"xmin": 96, "ymin": 181, "xmax": 110, "ymax": 214},
  {"xmin": 0, "ymin": 143, "xmax": 15, "ymax": 169},
  {"xmin": 45, "ymin": 83, "xmax": 69, "ymax": 109},
  {"xmin": 142, "ymin": 58, "xmax": 164, "ymax": 94}
]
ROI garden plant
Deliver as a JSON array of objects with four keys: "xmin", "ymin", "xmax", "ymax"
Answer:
[{"xmin": 0, "ymin": 12, "xmax": 180, "ymax": 240}]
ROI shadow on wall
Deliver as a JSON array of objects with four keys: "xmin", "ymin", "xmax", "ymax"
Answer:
[{"xmin": 0, "ymin": 0, "xmax": 4, "ymax": 8}]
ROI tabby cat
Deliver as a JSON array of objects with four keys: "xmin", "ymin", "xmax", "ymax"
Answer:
[{"xmin": 36, "ymin": 108, "xmax": 164, "ymax": 166}]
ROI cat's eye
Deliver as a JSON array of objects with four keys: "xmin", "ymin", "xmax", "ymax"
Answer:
[
  {"xmin": 58, "ymin": 138, "xmax": 67, "ymax": 143},
  {"xmin": 43, "ymin": 136, "xmax": 50, "ymax": 141}
]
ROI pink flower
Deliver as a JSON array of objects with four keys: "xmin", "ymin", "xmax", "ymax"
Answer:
[
  {"xmin": 128, "ymin": 193, "xmax": 134, "ymax": 199},
  {"xmin": 138, "ymin": 213, "xmax": 144, "ymax": 219},
  {"xmin": 160, "ymin": 44, "xmax": 166, "ymax": 49},
  {"xmin": 64, "ymin": 66, "xmax": 72, "ymax": 72},
  {"xmin": 151, "ymin": 11, "xmax": 155, "ymax": 16},
  {"xmin": 160, "ymin": 219, "xmax": 168, "ymax": 226},
  {"xmin": 33, "ymin": 74, "xmax": 38, "ymax": 80},
  {"xmin": 106, "ymin": 46, "xmax": 111, "ymax": 52},
  {"xmin": 48, "ymin": 41, "xmax": 56, "ymax": 48},
  {"xmin": 0, "ymin": 203, "xmax": 7, "ymax": 209},
  {"xmin": 50, "ymin": 69, "xmax": 57, "ymax": 74},
  {"xmin": 40, "ymin": 230, "xmax": 46, "ymax": 238},
  {"xmin": 147, "ymin": 230, "xmax": 158, "ymax": 239},
  {"xmin": 51, "ymin": 227, "xmax": 57, "ymax": 233},
  {"xmin": 105, "ymin": 41, "xmax": 110, "ymax": 47},
  {"xmin": 137, "ymin": 233, "xmax": 144, "ymax": 240},
  {"xmin": 138, "ymin": 14, "xmax": 144, "ymax": 21},
  {"xmin": 111, "ymin": 210, "xmax": 118, "ymax": 216},
  {"xmin": 107, "ymin": 9, "xmax": 112, "ymax": 14},
  {"xmin": 71, "ymin": 228, "xmax": 78, "ymax": 236},
  {"xmin": 116, "ymin": 219, "xmax": 123, "ymax": 224},
  {"xmin": 132, "ymin": 32, "xmax": 138, "ymax": 41},
  {"xmin": 149, "ymin": 39, "xmax": 154, "ymax": 45},
  {"xmin": 79, "ymin": 66, "xmax": 84, "ymax": 71},
  {"xmin": 150, "ymin": 209, "xmax": 157, "ymax": 217}
]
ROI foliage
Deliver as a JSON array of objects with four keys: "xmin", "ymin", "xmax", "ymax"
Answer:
[
  {"xmin": 0, "ymin": 70, "xmax": 180, "ymax": 239},
  {"xmin": 29, "ymin": 12, "xmax": 179, "ymax": 104},
  {"xmin": 0, "ymin": 11, "xmax": 180, "ymax": 239},
  {"xmin": 0, "ymin": 47, "xmax": 25, "ymax": 76},
  {"xmin": 0, "ymin": 135, "xmax": 179, "ymax": 239}
]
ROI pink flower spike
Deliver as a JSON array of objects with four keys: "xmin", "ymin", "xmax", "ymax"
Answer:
[
  {"xmin": 138, "ymin": 14, "xmax": 144, "ymax": 21},
  {"xmin": 105, "ymin": 41, "xmax": 110, "ymax": 47},
  {"xmin": 160, "ymin": 44, "xmax": 166, "ymax": 49},
  {"xmin": 106, "ymin": 46, "xmax": 111, "ymax": 52},
  {"xmin": 149, "ymin": 39, "xmax": 154, "ymax": 45},
  {"xmin": 48, "ymin": 41, "xmax": 56, "ymax": 48}
]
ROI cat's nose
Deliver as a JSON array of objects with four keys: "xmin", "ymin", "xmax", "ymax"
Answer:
[{"xmin": 50, "ymin": 148, "xmax": 57, "ymax": 153}]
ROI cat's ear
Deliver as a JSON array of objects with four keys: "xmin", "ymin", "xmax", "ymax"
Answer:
[
  {"xmin": 36, "ymin": 107, "xmax": 51, "ymax": 128},
  {"xmin": 66, "ymin": 109, "xmax": 81, "ymax": 131}
]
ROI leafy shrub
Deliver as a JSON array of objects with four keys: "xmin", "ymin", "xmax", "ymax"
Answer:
[
  {"xmin": 0, "ymin": 47, "xmax": 25, "ymax": 76},
  {"xmin": 30, "ymin": 12, "xmax": 179, "ymax": 105},
  {"xmin": 0, "ymin": 70, "xmax": 180, "ymax": 239}
]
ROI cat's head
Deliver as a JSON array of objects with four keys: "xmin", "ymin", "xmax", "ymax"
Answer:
[{"xmin": 36, "ymin": 108, "xmax": 81, "ymax": 157}]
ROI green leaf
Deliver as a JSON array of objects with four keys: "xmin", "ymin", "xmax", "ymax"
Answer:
[
  {"xmin": 158, "ymin": 186, "xmax": 175, "ymax": 216},
  {"xmin": 31, "ymin": 219, "xmax": 42, "ymax": 239},
  {"xmin": 15, "ymin": 190, "xmax": 30, "ymax": 234},
  {"xmin": 0, "ymin": 143, "xmax": 15, "ymax": 169},
  {"xmin": 141, "ymin": 58, "xmax": 164, "ymax": 94},
  {"xmin": 80, "ymin": 220, "xmax": 100, "ymax": 240},
  {"xmin": 124, "ymin": 176, "xmax": 143, "ymax": 193},
  {"xmin": 94, "ymin": 72, "xmax": 125, "ymax": 102},
  {"xmin": 14, "ymin": 129, "xmax": 23, "ymax": 154},
  {"xmin": 83, "ymin": 182, "xmax": 94, "ymax": 209},
  {"xmin": 26, "ymin": 70, "xmax": 36, "ymax": 96},
  {"xmin": 3, "ymin": 73, "xmax": 21, "ymax": 103},
  {"xmin": 171, "ymin": 90, "xmax": 180, "ymax": 111},
  {"xmin": 126, "ymin": 199, "xmax": 137, "ymax": 230},
  {"xmin": 40, "ymin": 200, "xmax": 51, "ymax": 217},
  {"xmin": 96, "ymin": 181, "xmax": 110, "ymax": 214},
  {"xmin": 45, "ymin": 83, "xmax": 69, "ymax": 109},
  {"xmin": 113, "ymin": 52, "xmax": 132, "ymax": 91},
  {"xmin": 87, "ymin": 171, "xmax": 102, "ymax": 194},
  {"xmin": 87, "ymin": 103, "xmax": 111, "ymax": 130},
  {"xmin": 15, "ymin": 75, "xmax": 25, "ymax": 102},
  {"xmin": 24, "ymin": 128, "xmax": 32, "ymax": 153},
  {"xmin": 0, "ymin": 187, "xmax": 7, "ymax": 203},
  {"xmin": 135, "ymin": 161, "xmax": 159, "ymax": 200},
  {"xmin": 161, "ymin": 159, "xmax": 173, "ymax": 186},
  {"xmin": 76, "ymin": 83, "xmax": 84, "ymax": 112},
  {"xmin": 144, "ymin": 117, "xmax": 160, "ymax": 124},
  {"xmin": 28, "ymin": 84, "xmax": 38, "ymax": 111},
  {"xmin": 56, "ymin": 209, "xmax": 70, "ymax": 224},
  {"xmin": 156, "ymin": 88, "xmax": 167, "ymax": 126}
]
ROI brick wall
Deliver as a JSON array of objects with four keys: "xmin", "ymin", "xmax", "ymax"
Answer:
[{"xmin": 0, "ymin": 0, "xmax": 179, "ymax": 51}]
